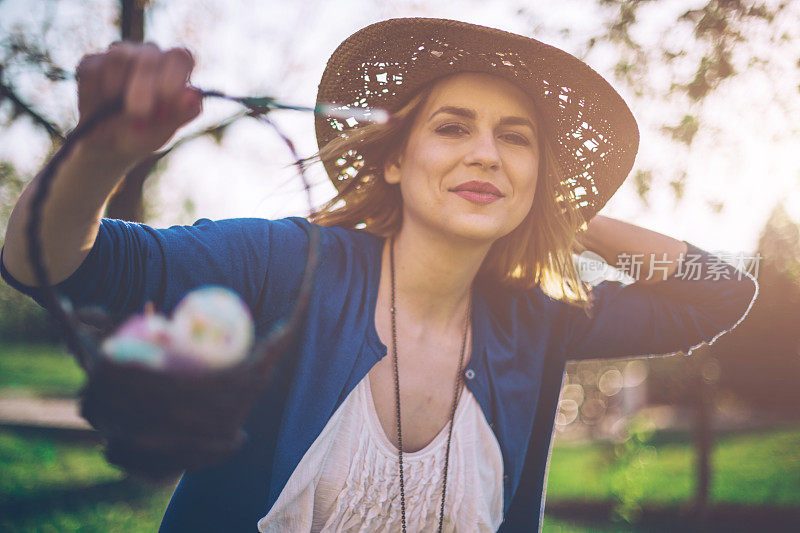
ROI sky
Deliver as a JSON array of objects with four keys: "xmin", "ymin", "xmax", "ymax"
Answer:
[{"xmin": 1, "ymin": 0, "xmax": 798, "ymax": 260}]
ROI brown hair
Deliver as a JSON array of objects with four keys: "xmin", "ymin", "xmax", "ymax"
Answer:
[{"xmin": 308, "ymin": 77, "xmax": 593, "ymax": 309}]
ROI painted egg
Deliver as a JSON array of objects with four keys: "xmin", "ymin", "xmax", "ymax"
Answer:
[
  {"xmin": 169, "ymin": 286, "xmax": 255, "ymax": 369},
  {"xmin": 101, "ymin": 314, "xmax": 172, "ymax": 369}
]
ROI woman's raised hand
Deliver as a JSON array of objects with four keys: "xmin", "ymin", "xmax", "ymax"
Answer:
[{"xmin": 74, "ymin": 42, "xmax": 202, "ymax": 164}]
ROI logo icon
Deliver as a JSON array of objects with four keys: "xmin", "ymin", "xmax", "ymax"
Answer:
[{"xmin": 576, "ymin": 250, "xmax": 608, "ymax": 284}]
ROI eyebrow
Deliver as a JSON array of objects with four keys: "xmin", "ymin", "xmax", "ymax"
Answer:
[{"xmin": 428, "ymin": 105, "xmax": 538, "ymax": 133}]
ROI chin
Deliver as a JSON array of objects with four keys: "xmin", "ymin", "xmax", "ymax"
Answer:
[{"xmin": 441, "ymin": 219, "xmax": 512, "ymax": 244}]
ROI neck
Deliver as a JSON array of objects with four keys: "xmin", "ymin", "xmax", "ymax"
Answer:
[{"xmin": 381, "ymin": 221, "xmax": 491, "ymax": 334}]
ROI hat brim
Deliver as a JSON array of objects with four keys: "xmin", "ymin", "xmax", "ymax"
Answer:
[{"xmin": 315, "ymin": 17, "xmax": 639, "ymax": 222}]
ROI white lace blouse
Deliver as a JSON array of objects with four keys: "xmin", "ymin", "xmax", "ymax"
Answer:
[{"xmin": 258, "ymin": 371, "xmax": 504, "ymax": 532}]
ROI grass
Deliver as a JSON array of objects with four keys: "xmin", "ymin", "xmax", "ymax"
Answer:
[
  {"xmin": 709, "ymin": 428, "xmax": 800, "ymax": 505},
  {"xmin": 0, "ymin": 344, "xmax": 85, "ymax": 397},
  {"xmin": 0, "ymin": 427, "xmax": 797, "ymax": 532},
  {"xmin": 0, "ymin": 489, "xmax": 173, "ymax": 533},
  {"xmin": 0, "ymin": 431, "xmax": 121, "ymax": 502},
  {"xmin": 545, "ymin": 426, "xmax": 800, "ymax": 506},
  {"xmin": 1, "ymin": 344, "xmax": 798, "ymax": 530},
  {"xmin": 0, "ymin": 430, "xmax": 174, "ymax": 532},
  {"xmin": 0, "ymin": 417, "xmax": 610, "ymax": 532},
  {"xmin": 542, "ymin": 516, "xmax": 627, "ymax": 532},
  {"xmin": 0, "ymin": 345, "xmax": 175, "ymax": 532}
]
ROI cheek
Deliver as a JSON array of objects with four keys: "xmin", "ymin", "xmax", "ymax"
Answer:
[
  {"xmin": 400, "ymin": 143, "xmax": 454, "ymax": 191},
  {"xmin": 513, "ymin": 159, "xmax": 540, "ymax": 204}
]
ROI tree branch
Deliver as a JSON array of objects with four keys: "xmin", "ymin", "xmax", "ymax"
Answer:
[{"xmin": 0, "ymin": 75, "xmax": 64, "ymax": 141}]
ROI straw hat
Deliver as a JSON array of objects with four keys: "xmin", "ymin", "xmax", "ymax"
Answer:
[{"xmin": 315, "ymin": 17, "xmax": 639, "ymax": 222}]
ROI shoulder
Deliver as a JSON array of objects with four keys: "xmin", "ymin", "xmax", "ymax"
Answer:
[
  {"xmin": 163, "ymin": 217, "xmax": 381, "ymax": 258},
  {"xmin": 261, "ymin": 217, "xmax": 381, "ymax": 262},
  {"xmin": 169, "ymin": 217, "xmax": 382, "ymax": 288}
]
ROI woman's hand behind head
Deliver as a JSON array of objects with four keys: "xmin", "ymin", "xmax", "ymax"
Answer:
[{"xmin": 75, "ymin": 42, "xmax": 202, "ymax": 165}]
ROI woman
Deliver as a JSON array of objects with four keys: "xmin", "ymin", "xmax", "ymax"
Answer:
[{"xmin": 1, "ymin": 18, "xmax": 757, "ymax": 532}]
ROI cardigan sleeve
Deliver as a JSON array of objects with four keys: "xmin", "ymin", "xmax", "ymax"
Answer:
[
  {"xmin": 0, "ymin": 216, "xmax": 311, "ymax": 325},
  {"xmin": 560, "ymin": 240, "xmax": 758, "ymax": 360}
]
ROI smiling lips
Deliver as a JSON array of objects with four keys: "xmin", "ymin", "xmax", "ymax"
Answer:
[{"xmin": 450, "ymin": 180, "xmax": 505, "ymax": 205}]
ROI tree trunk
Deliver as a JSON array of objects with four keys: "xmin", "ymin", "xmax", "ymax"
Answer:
[
  {"xmin": 691, "ymin": 345, "xmax": 714, "ymax": 529},
  {"xmin": 106, "ymin": 0, "xmax": 147, "ymax": 221},
  {"xmin": 105, "ymin": 154, "xmax": 159, "ymax": 221}
]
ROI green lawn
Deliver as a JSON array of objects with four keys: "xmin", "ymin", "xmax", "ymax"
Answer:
[
  {"xmin": 0, "ymin": 344, "xmax": 85, "ymax": 397},
  {"xmin": 0, "ymin": 431, "xmax": 121, "ymax": 502},
  {"xmin": 546, "ymin": 426, "xmax": 800, "ymax": 506},
  {"xmin": 0, "ymin": 423, "xmax": 615, "ymax": 533},
  {"xmin": 1, "ymin": 489, "xmax": 173, "ymax": 533},
  {"xmin": 0, "ymin": 429, "xmax": 175, "ymax": 532},
  {"xmin": 1, "ymin": 344, "xmax": 799, "ymax": 531},
  {"xmin": 1, "ymin": 427, "xmax": 797, "ymax": 532},
  {"xmin": 542, "ymin": 517, "xmax": 632, "ymax": 532}
]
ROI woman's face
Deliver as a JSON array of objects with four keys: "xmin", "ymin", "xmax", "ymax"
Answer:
[{"xmin": 384, "ymin": 72, "xmax": 541, "ymax": 244}]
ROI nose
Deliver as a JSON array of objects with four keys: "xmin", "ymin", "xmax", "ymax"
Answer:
[{"xmin": 464, "ymin": 130, "xmax": 501, "ymax": 171}]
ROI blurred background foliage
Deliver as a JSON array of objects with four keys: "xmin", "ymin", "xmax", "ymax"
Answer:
[
  {"xmin": 1, "ymin": 0, "xmax": 799, "ymax": 531},
  {"xmin": 0, "ymin": 161, "xmax": 59, "ymax": 343}
]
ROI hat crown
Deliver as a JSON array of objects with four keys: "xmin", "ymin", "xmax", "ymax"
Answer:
[{"xmin": 315, "ymin": 17, "xmax": 639, "ymax": 222}]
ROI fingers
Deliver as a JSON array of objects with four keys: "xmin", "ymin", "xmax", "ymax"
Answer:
[
  {"xmin": 75, "ymin": 53, "xmax": 104, "ymax": 117},
  {"xmin": 125, "ymin": 44, "xmax": 199, "ymax": 129},
  {"xmin": 170, "ymin": 86, "xmax": 203, "ymax": 127},
  {"xmin": 73, "ymin": 41, "xmax": 202, "ymax": 159},
  {"xmin": 155, "ymin": 47, "xmax": 200, "ymax": 128},
  {"xmin": 101, "ymin": 42, "xmax": 137, "ymax": 107},
  {"xmin": 156, "ymin": 47, "xmax": 194, "ymax": 109},
  {"xmin": 125, "ymin": 42, "xmax": 161, "ymax": 120},
  {"xmin": 76, "ymin": 42, "xmax": 199, "ymax": 125}
]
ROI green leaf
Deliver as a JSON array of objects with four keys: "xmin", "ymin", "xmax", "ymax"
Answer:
[
  {"xmin": 240, "ymin": 96, "xmax": 276, "ymax": 112},
  {"xmin": 662, "ymin": 115, "xmax": 700, "ymax": 146},
  {"xmin": 634, "ymin": 169, "xmax": 651, "ymax": 206}
]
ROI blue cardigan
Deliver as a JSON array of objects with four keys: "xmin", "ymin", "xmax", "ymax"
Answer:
[{"xmin": 0, "ymin": 216, "xmax": 758, "ymax": 531}]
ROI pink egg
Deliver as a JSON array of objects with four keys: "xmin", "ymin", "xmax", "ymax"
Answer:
[
  {"xmin": 102, "ymin": 314, "xmax": 173, "ymax": 369},
  {"xmin": 114, "ymin": 313, "xmax": 174, "ymax": 345}
]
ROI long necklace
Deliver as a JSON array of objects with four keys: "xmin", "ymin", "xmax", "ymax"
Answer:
[{"xmin": 389, "ymin": 235, "xmax": 471, "ymax": 533}]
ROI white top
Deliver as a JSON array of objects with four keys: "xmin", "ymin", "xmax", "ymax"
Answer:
[{"xmin": 258, "ymin": 371, "xmax": 504, "ymax": 532}]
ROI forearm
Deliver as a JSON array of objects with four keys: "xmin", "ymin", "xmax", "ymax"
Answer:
[
  {"xmin": 575, "ymin": 215, "xmax": 689, "ymax": 284},
  {"xmin": 2, "ymin": 141, "xmax": 133, "ymax": 286}
]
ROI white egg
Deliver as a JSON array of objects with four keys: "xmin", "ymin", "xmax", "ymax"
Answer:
[{"xmin": 170, "ymin": 286, "xmax": 255, "ymax": 369}]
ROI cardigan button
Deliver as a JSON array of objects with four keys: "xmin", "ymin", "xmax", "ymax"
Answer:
[{"xmin": 464, "ymin": 368, "xmax": 476, "ymax": 380}]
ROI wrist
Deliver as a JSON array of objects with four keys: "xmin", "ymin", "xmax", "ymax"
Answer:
[
  {"xmin": 45, "ymin": 141, "xmax": 137, "ymax": 219},
  {"xmin": 71, "ymin": 140, "xmax": 138, "ymax": 178}
]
